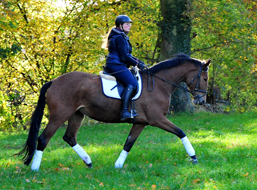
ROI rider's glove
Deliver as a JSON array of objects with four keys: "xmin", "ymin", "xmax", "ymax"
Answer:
[{"xmin": 137, "ymin": 61, "xmax": 146, "ymax": 70}]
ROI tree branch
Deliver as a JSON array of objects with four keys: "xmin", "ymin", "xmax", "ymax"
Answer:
[
  {"xmin": 192, "ymin": 40, "xmax": 244, "ymax": 53},
  {"xmin": 16, "ymin": 2, "xmax": 29, "ymax": 24},
  {"xmin": 5, "ymin": 60, "xmax": 37, "ymax": 92}
]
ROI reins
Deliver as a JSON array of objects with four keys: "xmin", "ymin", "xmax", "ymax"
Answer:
[{"xmin": 143, "ymin": 65, "xmax": 207, "ymax": 98}]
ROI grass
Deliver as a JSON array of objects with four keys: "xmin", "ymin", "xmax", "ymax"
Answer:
[{"xmin": 0, "ymin": 111, "xmax": 256, "ymax": 190}]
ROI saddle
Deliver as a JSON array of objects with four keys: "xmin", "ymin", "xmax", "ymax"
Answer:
[{"xmin": 99, "ymin": 66, "xmax": 142, "ymax": 100}]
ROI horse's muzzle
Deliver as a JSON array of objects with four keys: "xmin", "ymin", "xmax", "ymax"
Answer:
[{"xmin": 193, "ymin": 95, "xmax": 206, "ymax": 105}]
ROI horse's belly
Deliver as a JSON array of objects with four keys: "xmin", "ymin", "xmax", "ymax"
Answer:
[{"xmin": 78, "ymin": 106, "xmax": 121, "ymax": 123}]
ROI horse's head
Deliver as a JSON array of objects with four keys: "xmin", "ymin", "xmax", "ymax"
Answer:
[{"xmin": 187, "ymin": 59, "xmax": 211, "ymax": 105}]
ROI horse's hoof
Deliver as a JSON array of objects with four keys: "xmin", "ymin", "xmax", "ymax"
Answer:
[
  {"xmin": 115, "ymin": 161, "xmax": 124, "ymax": 168},
  {"xmin": 87, "ymin": 163, "xmax": 93, "ymax": 168},
  {"xmin": 115, "ymin": 164, "xmax": 123, "ymax": 169},
  {"xmin": 191, "ymin": 159, "xmax": 198, "ymax": 165}
]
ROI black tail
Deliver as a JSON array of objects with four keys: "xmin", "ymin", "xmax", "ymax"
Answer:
[{"xmin": 16, "ymin": 81, "xmax": 52, "ymax": 166}]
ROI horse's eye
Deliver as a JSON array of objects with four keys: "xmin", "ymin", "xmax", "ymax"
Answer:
[{"xmin": 203, "ymin": 78, "xmax": 207, "ymax": 82}]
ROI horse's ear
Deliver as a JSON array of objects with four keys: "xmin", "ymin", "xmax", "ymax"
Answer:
[{"xmin": 203, "ymin": 59, "xmax": 211, "ymax": 70}]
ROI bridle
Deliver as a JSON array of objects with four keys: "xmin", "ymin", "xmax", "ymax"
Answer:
[
  {"xmin": 187, "ymin": 65, "xmax": 208, "ymax": 100},
  {"xmin": 144, "ymin": 64, "xmax": 208, "ymax": 100}
]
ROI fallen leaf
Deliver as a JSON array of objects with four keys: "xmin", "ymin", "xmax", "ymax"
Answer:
[
  {"xmin": 151, "ymin": 184, "xmax": 156, "ymax": 189},
  {"xmin": 192, "ymin": 179, "xmax": 201, "ymax": 184}
]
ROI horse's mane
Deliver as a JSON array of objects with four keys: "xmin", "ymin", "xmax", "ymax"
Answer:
[{"xmin": 148, "ymin": 53, "xmax": 203, "ymax": 74}]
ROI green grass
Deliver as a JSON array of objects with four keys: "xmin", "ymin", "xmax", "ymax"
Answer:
[{"xmin": 0, "ymin": 111, "xmax": 256, "ymax": 190}]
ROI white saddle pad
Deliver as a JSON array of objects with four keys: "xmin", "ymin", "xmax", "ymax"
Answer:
[{"xmin": 100, "ymin": 70, "xmax": 142, "ymax": 100}]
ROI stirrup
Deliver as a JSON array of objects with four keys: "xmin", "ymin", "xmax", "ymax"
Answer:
[
  {"xmin": 132, "ymin": 109, "xmax": 138, "ymax": 117},
  {"xmin": 120, "ymin": 109, "xmax": 132, "ymax": 121}
]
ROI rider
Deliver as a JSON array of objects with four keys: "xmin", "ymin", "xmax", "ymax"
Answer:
[{"xmin": 105, "ymin": 15, "xmax": 146, "ymax": 121}]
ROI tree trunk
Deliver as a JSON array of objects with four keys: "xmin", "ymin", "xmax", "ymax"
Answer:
[{"xmin": 158, "ymin": 0, "xmax": 194, "ymax": 113}]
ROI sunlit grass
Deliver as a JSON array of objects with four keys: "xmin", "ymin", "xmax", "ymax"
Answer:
[{"xmin": 0, "ymin": 111, "xmax": 256, "ymax": 189}]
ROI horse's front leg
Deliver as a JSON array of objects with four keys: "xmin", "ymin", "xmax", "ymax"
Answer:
[
  {"xmin": 115, "ymin": 124, "xmax": 145, "ymax": 168},
  {"xmin": 149, "ymin": 116, "xmax": 198, "ymax": 164}
]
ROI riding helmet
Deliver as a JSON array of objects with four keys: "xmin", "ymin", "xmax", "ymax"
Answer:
[{"xmin": 115, "ymin": 15, "xmax": 133, "ymax": 27}]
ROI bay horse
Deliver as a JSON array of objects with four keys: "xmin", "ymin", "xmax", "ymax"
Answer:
[{"xmin": 17, "ymin": 53, "xmax": 211, "ymax": 171}]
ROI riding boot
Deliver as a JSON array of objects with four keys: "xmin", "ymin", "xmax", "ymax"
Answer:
[{"xmin": 120, "ymin": 85, "xmax": 136, "ymax": 121}]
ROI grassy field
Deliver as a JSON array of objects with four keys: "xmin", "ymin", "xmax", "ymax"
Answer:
[{"xmin": 0, "ymin": 111, "xmax": 256, "ymax": 190}]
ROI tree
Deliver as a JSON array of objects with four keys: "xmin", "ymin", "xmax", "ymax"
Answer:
[
  {"xmin": 191, "ymin": 0, "xmax": 257, "ymax": 110},
  {"xmin": 0, "ymin": 0, "xmax": 256, "ymax": 130},
  {"xmin": 0, "ymin": 0, "xmax": 160, "ymax": 130},
  {"xmin": 157, "ymin": 0, "xmax": 194, "ymax": 113}
]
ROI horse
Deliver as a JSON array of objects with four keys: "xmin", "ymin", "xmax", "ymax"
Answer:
[{"xmin": 17, "ymin": 53, "xmax": 211, "ymax": 171}]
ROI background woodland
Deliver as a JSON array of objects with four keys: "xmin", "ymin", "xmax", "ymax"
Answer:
[{"xmin": 0, "ymin": 0, "xmax": 256, "ymax": 131}]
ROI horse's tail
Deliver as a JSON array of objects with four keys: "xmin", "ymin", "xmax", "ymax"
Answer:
[{"xmin": 16, "ymin": 81, "xmax": 52, "ymax": 166}]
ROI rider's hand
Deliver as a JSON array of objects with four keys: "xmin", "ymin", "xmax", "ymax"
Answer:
[{"xmin": 137, "ymin": 61, "xmax": 146, "ymax": 70}]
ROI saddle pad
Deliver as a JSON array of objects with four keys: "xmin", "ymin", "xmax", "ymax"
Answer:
[{"xmin": 100, "ymin": 73, "xmax": 142, "ymax": 100}]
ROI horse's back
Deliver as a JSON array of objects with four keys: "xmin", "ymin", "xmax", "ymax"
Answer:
[
  {"xmin": 53, "ymin": 71, "xmax": 96, "ymax": 82},
  {"xmin": 46, "ymin": 72, "xmax": 100, "ymax": 107},
  {"xmin": 51, "ymin": 71, "xmax": 99, "ymax": 88},
  {"xmin": 45, "ymin": 71, "xmax": 121, "ymax": 122}
]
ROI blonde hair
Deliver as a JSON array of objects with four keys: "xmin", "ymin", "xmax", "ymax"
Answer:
[{"xmin": 101, "ymin": 26, "xmax": 116, "ymax": 49}]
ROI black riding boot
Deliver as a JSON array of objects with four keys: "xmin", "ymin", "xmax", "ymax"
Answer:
[{"xmin": 120, "ymin": 85, "xmax": 137, "ymax": 121}]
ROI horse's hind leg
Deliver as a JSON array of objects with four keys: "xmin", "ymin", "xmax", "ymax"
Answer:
[
  {"xmin": 31, "ymin": 117, "xmax": 66, "ymax": 171},
  {"xmin": 150, "ymin": 116, "xmax": 198, "ymax": 164},
  {"xmin": 63, "ymin": 110, "xmax": 92, "ymax": 168},
  {"xmin": 115, "ymin": 124, "xmax": 145, "ymax": 168}
]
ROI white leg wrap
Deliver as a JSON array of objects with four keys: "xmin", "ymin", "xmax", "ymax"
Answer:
[
  {"xmin": 31, "ymin": 150, "xmax": 43, "ymax": 171},
  {"xmin": 72, "ymin": 144, "xmax": 92, "ymax": 165},
  {"xmin": 115, "ymin": 150, "xmax": 128, "ymax": 168},
  {"xmin": 181, "ymin": 136, "xmax": 195, "ymax": 157}
]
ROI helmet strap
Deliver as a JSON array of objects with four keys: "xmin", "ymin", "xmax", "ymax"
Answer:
[
  {"xmin": 119, "ymin": 24, "xmax": 124, "ymax": 31},
  {"xmin": 120, "ymin": 24, "xmax": 129, "ymax": 35}
]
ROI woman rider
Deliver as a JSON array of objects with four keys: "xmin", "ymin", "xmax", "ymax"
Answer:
[{"xmin": 105, "ymin": 15, "xmax": 145, "ymax": 121}]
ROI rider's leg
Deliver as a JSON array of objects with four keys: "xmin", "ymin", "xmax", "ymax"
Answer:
[
  {"xmin": 105, "ymin": 64, "xmax": 138, "ymax": 120},
  {"xmin": 120, "ymin": 84, "xmax": 135, "ymax": 121}
]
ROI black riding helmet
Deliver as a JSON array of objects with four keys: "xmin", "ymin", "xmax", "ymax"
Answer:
[{"xmin": 115, "ymin": 15, "xmax": 133, "ymax": 28}]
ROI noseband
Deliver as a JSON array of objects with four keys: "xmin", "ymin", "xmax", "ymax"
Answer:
[{"xmin": 145, "ymin": 65, "xmax": 207, "ymax": 99}]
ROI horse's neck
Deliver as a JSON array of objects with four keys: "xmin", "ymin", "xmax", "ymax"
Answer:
[
  {"xmin": 158, "ymin": 67, "xmax": 185, "ymax": 85},
  {"xmin": 157, "ymin": 63, "xmax": 198, "ymax": 95},
  {"xmin": 154, "ymin": 68, "xmax": 185, "ymax": 96}
]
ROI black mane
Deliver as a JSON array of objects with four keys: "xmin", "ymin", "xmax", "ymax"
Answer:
[{"xmin": 148, "ymin": 53, "xmax": 203, "ymax": 74}]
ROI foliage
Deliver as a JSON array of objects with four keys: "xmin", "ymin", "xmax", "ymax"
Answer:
[
  {"xmin": 0, "ymin": 0, "xmax": 160, "ymax": 130},
  {"xmin": 191, "ymin": 0, "xmax": 257, "ymax": 109},
  {"xmin": 0, "ymin": 0, "xmax": 256, "ymax": 131},
  {"xmin": 0, "ymin": 111, "xmax": 257, "ymax": 189}
]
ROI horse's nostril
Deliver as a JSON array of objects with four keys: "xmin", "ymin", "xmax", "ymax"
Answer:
[{"xmin": 200, "ymin": 100, "xmax": 205, "ymax": 105}]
